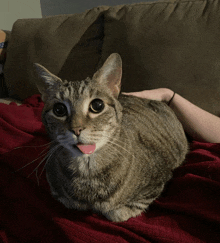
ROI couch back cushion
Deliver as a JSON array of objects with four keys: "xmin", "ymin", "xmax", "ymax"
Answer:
[
  {"xmin": 4, "ymin": 6, "xmax": 109, "ymax": 100},
  {"xmin": 4, "ymin": 0, "xmax": 220, "ymax": 115}
]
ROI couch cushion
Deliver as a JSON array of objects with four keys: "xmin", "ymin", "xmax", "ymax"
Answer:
[
  {"xmin": 4, "ymin": 6, "xmax": 109, "ymax": 100},
  {"xmin": 100, "ymin": 0, "xmax": 220, "ymax": 115},
  {"xmin": 4, "ymin": 0, "xmax": 220, "ymax": 115}
]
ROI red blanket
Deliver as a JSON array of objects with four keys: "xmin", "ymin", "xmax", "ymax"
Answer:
[{"xmin": 0, "ymin": 95, "xmax": 220, "ymax": 243}]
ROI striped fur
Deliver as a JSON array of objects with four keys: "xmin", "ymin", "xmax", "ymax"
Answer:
[{"xmin": 34, "ymin": 54, "xmax": 188, "ymax": 222}]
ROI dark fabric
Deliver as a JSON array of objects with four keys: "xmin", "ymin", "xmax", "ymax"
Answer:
[{"xmin": 0, "ymin": 95, "xmax": 220, "ymax": 242}]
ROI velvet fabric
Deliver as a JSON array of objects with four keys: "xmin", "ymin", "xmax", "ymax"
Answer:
[{"xmin": 0, "ymin": 95, "xmax": 219, "ymax": 242}]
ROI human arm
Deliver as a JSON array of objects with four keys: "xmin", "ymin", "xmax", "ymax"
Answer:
[{"xmin": 123, "ymin": 88, "xmax": 220, "ymax": 143}]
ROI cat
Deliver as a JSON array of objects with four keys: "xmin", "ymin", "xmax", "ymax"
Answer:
[{"xmin": 34, "ymin": 53, "xmax": 188, "ymax": 222}]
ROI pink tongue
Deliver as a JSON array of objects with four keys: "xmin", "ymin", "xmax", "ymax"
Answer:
[{"xmin": 76, "ymin": 143, "xmax": 96, "ymax": 154}]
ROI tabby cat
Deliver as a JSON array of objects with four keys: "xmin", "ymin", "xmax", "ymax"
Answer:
[{"xmin": 34, "ymin": 53, "xmax": 188, "ymax": 222}]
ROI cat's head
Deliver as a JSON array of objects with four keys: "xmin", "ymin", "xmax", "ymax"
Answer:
[{"xmin": 34, "ymin": 53, "xmax": 123, "ymax": 156}]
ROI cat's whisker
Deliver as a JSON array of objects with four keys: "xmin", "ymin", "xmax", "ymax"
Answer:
[
  {"xmin": 12, "ymin": 141, "xmax": 54, "ymax": 151},
  {"xmin": 93, "ymin": 131, "xmax": 125, "ymax": 145},
  {"xmin": 15, "ymin": 150, "xmax": 49, "ymax": 172},
  {"xmin": 98, "ymin": 149, "xmax": 118, "ymax": 158},
  {"xmin": 27, "ymin": 152, "xmax": 50, "ymax": 179},
  {"xmin": 86, "ymin": 136, "xmax": 100, "ymax": 143},
  {"xmin": 105, "ymin": 143, "xmax": 132, "ymax": 159},
  {"xmin": 110, "ymin": 141, "xmax": 135, "ymax": 158},
  {"xmin": 84, "ymin": 132, "xmax": 133, "ymax": 157},
  {"xmin": 38, "ymin": 145, "xmax": 62, "ymax": 182},
  {"xmin": 38, "ymin": 160, "xmax": 49, "ymax": 183},
  {"xmin": 28, "ymin": 144, "xmax": 61, "ymax": 185},
  {"xmin": 38, "ymin": 144, "xmax": 51, "ymax": 156},
  {"xmin": 88, "ymin": 132, "xmax": 103, "ymax": 136},
  {"xmin": 99, "ymin": 134, "xmax": 135, "ymax": 157}
]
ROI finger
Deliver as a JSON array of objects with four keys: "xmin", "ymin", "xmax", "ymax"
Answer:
[{"xmin": 122, "ymin": 92, "xmax": 142, "ymax": 96}]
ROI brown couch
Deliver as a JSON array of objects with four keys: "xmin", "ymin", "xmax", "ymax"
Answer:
[{"xmin": 3, "ymin": 0, "xmax": 220, "ymax": 115}]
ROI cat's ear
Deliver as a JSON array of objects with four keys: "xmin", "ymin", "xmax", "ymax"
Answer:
[
  {"xmin": 93, "ymin": 53, "xmax": 122, "ymax": 98},
  {"xmin": 33, "ymin": 63, "xmax": 62, "ymax": 102}
]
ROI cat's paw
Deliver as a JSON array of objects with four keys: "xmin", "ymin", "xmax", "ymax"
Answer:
[{"xmin": 105, "ymin": 206, "xmax": 144, "ymax": 222}]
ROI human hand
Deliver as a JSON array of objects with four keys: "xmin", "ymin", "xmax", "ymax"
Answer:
[{"xmin": 122, "ymin": 88, "xmax": 173, "ymax": 103}]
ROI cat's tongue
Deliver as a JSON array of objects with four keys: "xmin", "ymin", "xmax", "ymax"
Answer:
[{"xmin": 76, "ymin": 143, "xmax": 96, "ymax": 154}]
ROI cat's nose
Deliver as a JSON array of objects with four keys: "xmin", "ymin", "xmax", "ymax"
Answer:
[{"xmin": 72, "ymin": 127, "xmax": 83, "ymax": 137}]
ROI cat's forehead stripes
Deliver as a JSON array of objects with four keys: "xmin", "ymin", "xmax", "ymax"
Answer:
[
  {"xmin": 54, "ymin": 79, "xmax": 109, "ymax": 115},
  {"xmin": 57, "ymin": 86, "xmax": 73, "ymax": 101},
  {"xmin": 78, "ymin": 79, "xmax": 94, "ymax": 97},
  {"xmin": 55, "ymin": 80, "xmax": 77, "ymax": 101},
  {"xmin": 78, "ymin": 81, "xmax": 87, "ymax": 96},
  {"xmin": 67, "ymin": 80, "xmax": 91, "ymax": 99},
  {"xmin": 53, "ymin": 80, "xmax": 95, "ymax": 116}
]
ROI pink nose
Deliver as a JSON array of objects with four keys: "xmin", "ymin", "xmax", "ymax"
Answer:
[{"xmin": 72, "ymin": 127, "xmax": 83, "ymax": 136}]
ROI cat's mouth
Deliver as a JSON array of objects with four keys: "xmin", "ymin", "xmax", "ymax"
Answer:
[{"xmin": 74, "ymin": 142, "xmax": 96, "ymax": 155}]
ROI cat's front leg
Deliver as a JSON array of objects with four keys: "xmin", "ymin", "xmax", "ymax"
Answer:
[
  {"xmin": 50, "ymin": 187, "xmax": 89, "ymax": 210},
  {"xmin": 104, "ymin": 206, "xmax": 145, "ymax": 222}
]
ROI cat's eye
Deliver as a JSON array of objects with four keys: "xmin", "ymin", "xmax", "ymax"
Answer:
[
  {"xmin": 53, "ymin": 103, "xmax": 68, "ymax": 117},
  {"xmin": 89, "ymin": 99, "xmax": 105, "ymax": 113}
]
